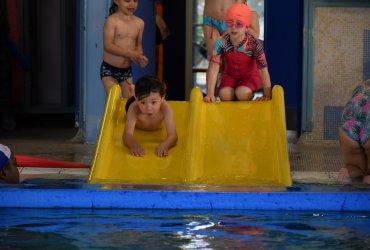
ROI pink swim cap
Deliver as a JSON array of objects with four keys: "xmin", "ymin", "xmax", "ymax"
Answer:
[{"xmin": 226, "ymin": 3, "xmax": 251, "ymax": 27}]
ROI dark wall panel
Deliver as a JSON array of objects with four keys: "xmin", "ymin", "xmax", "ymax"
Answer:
[
  {"xmin": 264, "ymin": 0, "xmax": 303, "ymax": 130},
  {"xmin": 162, "ymin": 0, "xmax": 186, "ymax": 100}
]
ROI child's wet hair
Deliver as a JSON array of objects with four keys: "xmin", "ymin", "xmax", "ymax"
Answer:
[
  {"xmin": 135, "ymin": 75, "xmax": 167, "ymax": 99},
  {"xmin": 109, "ymin": 1, "xmax": 118, "ymax": 16}
]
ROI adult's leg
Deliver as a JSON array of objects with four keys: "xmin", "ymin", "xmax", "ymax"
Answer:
[
  {"xmin": 203, "ymin": 25, "xmax": 220, "ymax": 59},
  {"xmin": 102, "ymin": 76, "xmax": 118, "ymax": 96},
  {"xmin": 219, "ymin": 87, "xmax": 235, "ymax": 101},
  {"xmin": 235, "ymin": 86, "xmax": 254, "ymax": 101},
  {"xmin": 338, "ymin": 128, "xmax": 367, "ymax": 183},
  {"xmin": 362, "ymin": 138, "xmax": 370, "ymax": 184}
]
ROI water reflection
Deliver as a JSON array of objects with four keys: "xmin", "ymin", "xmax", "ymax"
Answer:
[{"xmin": 0, "ymin": 209, "xmax": 369, "ymax": 249}]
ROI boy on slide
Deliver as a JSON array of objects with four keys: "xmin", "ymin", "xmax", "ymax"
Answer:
[{"xmin": 123, "ymin": 75, "xmax": 177, "ymax": 157}]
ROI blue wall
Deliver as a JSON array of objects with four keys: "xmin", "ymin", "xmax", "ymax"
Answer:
[
  {"xmin": 264, "ymin": 0, "xmax": 303, "ymax": 130},
  {"xmin": 83, "ymin": 0, "xmax": 156, "ymax": 144}
]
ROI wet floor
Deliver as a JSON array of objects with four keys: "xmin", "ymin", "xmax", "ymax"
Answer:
[{"xmin": 0, "ymin": 127, "xmax": 343, "ymax": 184}]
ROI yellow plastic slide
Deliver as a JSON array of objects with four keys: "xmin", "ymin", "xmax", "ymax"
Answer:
[{"xmin": 88, "ymin": 85, "xmax": 291, "ymax": 186}]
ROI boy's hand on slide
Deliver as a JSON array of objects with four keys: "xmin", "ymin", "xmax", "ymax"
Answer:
[
  {"xmin": 156, "ymin": 144, "xmax": 169, "ymax": 157},
  {"xmin": 130, "ymin": 145, "xmax": 145, "ymax": 157}
]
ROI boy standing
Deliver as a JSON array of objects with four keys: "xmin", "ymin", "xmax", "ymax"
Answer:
[{"xmin": 101, "ymin": 0, "xmax": 148, "ymax": 98}]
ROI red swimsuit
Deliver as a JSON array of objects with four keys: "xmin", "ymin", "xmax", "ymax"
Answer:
[{"xmin": 211, "ymin": 32, "xmax": 267, "ymax": 92}]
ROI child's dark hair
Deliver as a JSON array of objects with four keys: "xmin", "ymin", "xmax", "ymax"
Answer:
[
  {"xmin": 109, "ymin": 1, "xmax": 118, "ymax": 16},
  {"xmin": 135, "ymin": 75, "xmax": 167, "ymax": 99},
  {"xmin": 125, "ymin": 75, "xmax": 167, "ymax": 113}
]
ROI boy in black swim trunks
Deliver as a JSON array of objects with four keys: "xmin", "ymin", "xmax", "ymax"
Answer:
[{"xmin": 100, "ymin": 0, "xmax": 148, "ymax": 98}]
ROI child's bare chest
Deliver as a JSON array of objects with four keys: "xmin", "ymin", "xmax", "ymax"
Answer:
[
  {"xmin": 136, "ymin": 114, "xmax": 164, "ymax": 131},
  {"xmin": 115, "ymin": 21, "xmax": 140, "ymax": 39}
]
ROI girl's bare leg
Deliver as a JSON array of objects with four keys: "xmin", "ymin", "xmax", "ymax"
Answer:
[
  {"xmin": 338, "ymin": 128, "xmax": 367, "ymax": 183},
  {"xmin": 235, "ymin": 86, "xmax": 253, "ymax": 101},
  {"xmin": 219, "ymin": 87, "xmax": 235, "ymax": 101}
]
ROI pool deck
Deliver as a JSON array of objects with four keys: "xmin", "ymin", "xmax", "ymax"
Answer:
[{"xmin": 1, "ymin": 128, "xmax": 370, "ymax": 211}]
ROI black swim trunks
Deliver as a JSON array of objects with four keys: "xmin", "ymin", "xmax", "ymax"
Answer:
[{"xmin": 100, "ymin": 61, "xmax": 132, "ymax": 83}]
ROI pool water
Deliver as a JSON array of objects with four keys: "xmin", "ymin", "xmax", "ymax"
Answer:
[{"xmin": 1, "ymin": 209, "xmax": 369, "ymax": 249}]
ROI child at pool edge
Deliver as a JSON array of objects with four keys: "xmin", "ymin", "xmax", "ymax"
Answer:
[
  {"xmin": 337, "ymin": 79, "xmax": 370, "ymax": 185},
  {"xmin": 123, "ymin": 75, "xmax": 178, "ymax": 157},
  {"xmin": 100, "ymin": 0, "xmax": 148, "ymax": 99},
  {"xmin": 203, "ymin": 3, "xmax": 271, "ymax": 103},
  {"xmin": 0, "ymin": 144, "xmax": 20, "ymax": 184}
]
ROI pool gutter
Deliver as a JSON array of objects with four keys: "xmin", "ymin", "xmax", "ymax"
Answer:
[{"xmin": 0, "ymin": 185, "xmax": 369, "ymax": 211}]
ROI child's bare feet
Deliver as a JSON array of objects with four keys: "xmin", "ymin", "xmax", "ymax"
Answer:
[
  {"xmin": 337, "ymin": 167, "xmax": 352, "ymax": 184},
  {"xmin": 362, "ymin": 175, "xmax": 370, "ymax": 184}
]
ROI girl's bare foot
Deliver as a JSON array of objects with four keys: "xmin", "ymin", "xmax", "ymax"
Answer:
[{"xmin": 337, "ymin": 167, "xmax": 352, "ymax": 184}]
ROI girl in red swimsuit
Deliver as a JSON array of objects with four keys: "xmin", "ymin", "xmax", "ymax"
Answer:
[{"xmin": 203, "ymin": 3, "xmax": 271, "ymax": 103}]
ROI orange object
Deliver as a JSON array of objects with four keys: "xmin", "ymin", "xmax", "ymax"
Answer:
[
  {"xmin": 156, "ymin": 0, "xmax": 164, "ymax": 81},
  {"xmin": 226, "ymin": 3, "xmax": 251, "ymax": 26},
  {"xmin": 16, "ymin": 155, "xmax": 90, "ymax": 168}
]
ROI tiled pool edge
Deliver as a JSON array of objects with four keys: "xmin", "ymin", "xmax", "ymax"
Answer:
[{"xmin": 0, "ymin": 188, "xmax": 369, "ymax": 211}]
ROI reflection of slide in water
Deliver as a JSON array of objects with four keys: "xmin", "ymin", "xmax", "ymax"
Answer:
[{"xmin": 88, "ymin": 85, "xmax": 291, "ymax": 186}]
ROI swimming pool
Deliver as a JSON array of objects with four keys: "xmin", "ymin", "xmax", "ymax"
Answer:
[
  {"xmin": 1, "ymin": 208, "xmax": 369, "ymax": 249},
  {"xmin": 1, "ymin": 180, "xmax": 370, "ymax": 248}
]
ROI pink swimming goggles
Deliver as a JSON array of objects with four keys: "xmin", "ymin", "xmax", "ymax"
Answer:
[{"xmin": 225, "ymin": 20, "xmax": 246, "ymax": 28}]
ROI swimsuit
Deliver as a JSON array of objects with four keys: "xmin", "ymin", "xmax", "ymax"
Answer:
[
  {"xmin": 211, "ymin": 32, "xmax": 267, "ymax": 92},
  {"xmin": 100, "ymin": 61, "xmax": 132, "ymax": 83},
  {"xmin": 340, "ymin": 79, "xmax": 370, "ymax": 145},
  {"xmin": 203, "ymin": 16, "xmax": 227, "ymax": 36}
]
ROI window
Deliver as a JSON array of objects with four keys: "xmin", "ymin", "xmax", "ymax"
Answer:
[{"xmin": 192, "ymin": 0, "xmax": 265, "ymax": 92}]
